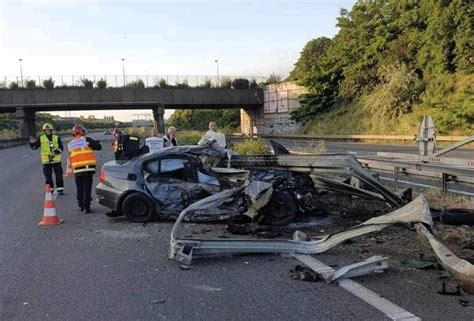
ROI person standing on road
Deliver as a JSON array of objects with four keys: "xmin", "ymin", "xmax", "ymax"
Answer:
[
  {"xmin": 112, "ymin": 128, "xmax": 141, "ymax": 160},
  {"xmin": 68, "ymin": 124, "xmax": 102, "ymax": 213},
  {"xmin": 163, "ymin": 126, "xmax": 178, "ymax": 147},
  {"xmin": 143, "ymin": 127, "xmax": 165, "ymax": 153},
  {"xmin": 197, "ymin": 121, "xmax": 226, "ymax": 148},
  {"xmin": 29, "ymin": 123, "xmax": 65, "ymax": 194}
]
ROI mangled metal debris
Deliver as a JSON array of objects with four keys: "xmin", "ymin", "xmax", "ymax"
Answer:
[
  {"xmin": 169, "ymin": 193, "xmax": 474, "ymax": 294},
  {"xmin": 415, "ymin": 223, "xmax": 474, "ymax": 295},
  {"xmin": 169, "ymin": 195, "xmax": 431, "ymax": 265},
  {"xmin": 325, "ymin": 256, "xmax": 389, "ymax": 283}
]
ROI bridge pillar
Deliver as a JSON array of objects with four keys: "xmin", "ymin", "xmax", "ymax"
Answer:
[
  {"xmin": 153, "ymin": 104, "xmax": 165, "ymax": 134},
  {"xmin": 16, "ymin": 107, "xmax": 36, "ymax": 138},
  {"xmin": 240, "ymin": 108, "xmax": 256, "ymax": 137}
]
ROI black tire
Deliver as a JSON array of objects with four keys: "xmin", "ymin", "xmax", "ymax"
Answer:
[
  {"xmin": 122, "ymin": 192, "xmax": 156, "ymax": 223},
  {"xmin": 260, "ymin": 191, "xmax": 297, "ymax": 226}
]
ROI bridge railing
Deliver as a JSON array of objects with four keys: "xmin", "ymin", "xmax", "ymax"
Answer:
[{"xmin": 0, "ymin": 75, "xmax": 267, "ymax": 88}]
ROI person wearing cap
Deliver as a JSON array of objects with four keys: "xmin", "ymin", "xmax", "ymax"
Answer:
[
  {"xmin": 29, "ymin": 123, "xmax": 65, "ymax": 194},
  {"xmin": 163, "ymin": 126, "xmax": 178, "ymax": 147},
  {"xmin": 197, "ymin": 121, "xmax": 226, "ymax": 148},
  {"xmin": 67, "ymin": 124, "xmax": 102, "ymax": 213}
]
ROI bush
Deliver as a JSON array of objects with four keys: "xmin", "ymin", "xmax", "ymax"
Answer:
[
  {"xmin": 198, "ymin": 78, "xmax": 212, "ymax": 88},
  {"xmin": 96, "ymin": 78, "xmax": 107, "ymax": 89},
  {"xmin": 175, "ymin": 130, "xmax": 202, "ymax": 145},
  {"xmin": 157, "ymin": 78, "xmax": 168, "ymax": 88},
  {"xmin": 234, "ymin": 138, "xmax": 271, "ymax": 155},
  {"xmin": 25, "ymin": 80, "xmax": 37, "ymax": 89},
  {"xmin": 80, "ymin": 78, "xmax": 94, "ymax": 89},
  {"xmin": 42, "ymin": 78, "xmax": 55, "ymax": 89},
  {"xmin": 220, "ymin": 77, "xmax": 232, "ymax": 89},
  {"xmin": 232, "ymin": 78, "xmax": 249, "ymax": 89},
  {"xmin": 175, "ymin": 80, "xmax": 190, "ymax": 88},
  {"xmin": 8, "ymin": 82, "xmax": 19, "ymax": 89},
  {"xmin": 249, "ymin": 79, "xmax": 259, "ymax": 89},
  {"xmin": 126, "ymin": 79, "xmax": 145, "ymax": 88}
]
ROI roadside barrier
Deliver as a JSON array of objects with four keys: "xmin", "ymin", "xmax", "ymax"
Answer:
[{"xmin": 38, "ymin": 184, "xmax": 63, "ymax": 226}]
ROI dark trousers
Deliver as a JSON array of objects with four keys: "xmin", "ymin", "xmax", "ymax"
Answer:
[
  {"xmin": 43, "ymin": 163, "xmax": 64, "ymax": 190},
  {"xmin": 74, "ymin": 173, "xmax": 94, "ymax": 209}
]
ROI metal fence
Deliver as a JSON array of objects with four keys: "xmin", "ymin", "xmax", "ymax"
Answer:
[{"xmin": 0, "ymin": 75, "xmax": 267, "ymax": 88}]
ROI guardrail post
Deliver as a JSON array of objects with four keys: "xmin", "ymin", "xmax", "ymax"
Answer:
[
  {"xmin": 393, "ymin": 166, "xmax": 399, "ymax": 190},
  {"xmin": 442, "ymin": 173, "xmax": 448, "ymax": 193}
]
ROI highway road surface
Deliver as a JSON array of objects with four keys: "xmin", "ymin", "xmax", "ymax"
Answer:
[{"xmin": 0, "ymin": 133, "xmax": 473, "ymax": 320}]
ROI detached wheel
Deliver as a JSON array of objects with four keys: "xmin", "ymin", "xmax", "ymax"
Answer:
[
  {"xmin": 260, "ymin": 191, "xmax": 296, "ymax": 226},
  {"xmin": 122, "ymin": 193, "xmax": 156, "ymax": 223}
]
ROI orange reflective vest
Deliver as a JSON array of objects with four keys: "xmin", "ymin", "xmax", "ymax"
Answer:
[{"xmin": 68, "ymin": 136, "xmax": 97, "ymax": 174}]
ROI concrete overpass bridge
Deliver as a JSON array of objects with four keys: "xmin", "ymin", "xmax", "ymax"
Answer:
[{"xmin": 0, "ymin": 88, "xmax": 263, "ymax": 137}]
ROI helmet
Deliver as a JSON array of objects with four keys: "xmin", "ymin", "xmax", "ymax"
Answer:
[
  {"xmin": 42, "ymin": 123, "xmax": 54, "ymax": 131},
  {"xmin": 72, "ymin": 124, "xmax": 87, "ymax": 136},
  {"xmin": 113, "ymin": 128, "xmax": 122, "ymax": 137}
]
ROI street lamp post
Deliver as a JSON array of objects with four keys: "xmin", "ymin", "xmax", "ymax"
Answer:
[
  {"xmin": 215, "ymin": 59, "xmax": 220, "ymax": 88},
  {"xmin": 19, "ymin": 58, "xmax": 24, "ymax": 88},
  {"xmin": 121, "ymin": 58, "xmax": 126, "ymax": 86}
]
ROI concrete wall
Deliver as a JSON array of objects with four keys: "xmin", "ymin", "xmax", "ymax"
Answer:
[{"xmin": 240, "ymin": 81, "xmax": 306, "ymax": 136}]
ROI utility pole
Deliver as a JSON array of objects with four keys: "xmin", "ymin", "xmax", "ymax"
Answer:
[
  {"xmin": 121, "ymin": 58, "xmax": 126, "ymax": 86},
  {"xmin": 19, "ymin": 58, "xmax": 24, "ymax": 88},
  {"xmin": 215, "ymin": 59, "xmax": 220, "ymax": 87}
]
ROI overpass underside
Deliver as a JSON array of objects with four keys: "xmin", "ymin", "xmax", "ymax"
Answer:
[{"xmin": 0, "ymin": 88, "xmax": 263, "ymax": 137}]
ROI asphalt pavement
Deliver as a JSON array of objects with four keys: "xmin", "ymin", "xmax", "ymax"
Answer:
[{"xmin": 0, "ymin": 134, "xmax": 473, "ymax": 320}]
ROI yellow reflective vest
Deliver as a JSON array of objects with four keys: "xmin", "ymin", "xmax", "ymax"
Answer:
[{"xmin": 40, "ymin": 134, "xmax": 61, "ymax": 164}]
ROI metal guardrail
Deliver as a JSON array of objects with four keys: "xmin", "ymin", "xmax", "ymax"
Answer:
[
  {"xmin": 1, "ymin": 75, "xmax": 267, "ymax": 88},
  {"xmin": 237, "ymin": 133, "xmax": 469, "ymax": 143}
]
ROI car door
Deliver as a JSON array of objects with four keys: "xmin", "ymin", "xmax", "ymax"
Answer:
[{"xmin": 143, "ymin": 156, "xmax": 220, "ymax": 217}]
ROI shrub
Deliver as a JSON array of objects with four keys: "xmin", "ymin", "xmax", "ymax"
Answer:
[
  {"xmin": 175, "ymin": 130, "xmax": 202, "ymax": 145},
  {"xmin": 126, "ymin": 79, "xmax": 145, "ymax": 88},
  {"xmin": 80, "ymin": 78, "xmax": 94, "ymax": 89},
  {"xmin": 42, "ymin": 78, "xmax": 55, "ymax": 89},
  {"xmin": 198, "ymin": 78, "xmax": 212, "ymax": 88},
  {"xmin": 96, "ymin": 78, "xmax": 107, "ymax": 89},
  {"xmin": 25, "ymin": 80, "xmax": 37, "ymax": 89},
  {"xmin": 157, "ymin": 78, "xmax": 168, "ymax": 88},
  {"xmin": 175, "ymin": 80, "xmax": 190, "ymax": 88},
  {"xmin": 220, "ymin": 77, "xmax": 232, "ymax": 89},
  {"xmin": 8, "ymin": 82, "xmax": 19, "ymax": 89},
  {"xmin": 265, "ymin": 73, "xmax": 280, "ymax": 84},
  {"xmin": 232, "ymin": 78, "xmax": 249, "ymax": 89},
  {"xmin": 249, "ymin": 79, "xmax": 259, "ymax": 89},
  {"xmin": 234, "ymin": 138, "xmax": 271, "ymax": 155}
]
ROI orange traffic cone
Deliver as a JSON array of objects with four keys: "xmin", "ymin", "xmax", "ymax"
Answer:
[
  {"xmin": 64, "ymin": 158, "xmax": 73, "ymax": 177},
  {"xmin": 38, "ymin": 184, "xmax": 63, "ymax": 226}
]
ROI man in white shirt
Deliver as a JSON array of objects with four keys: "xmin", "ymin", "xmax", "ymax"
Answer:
[
  {"xmin": 144, "ymin": 128, "xmax": 165, "ymax": 153},
  {"xmin": 198, "ymin": 121, "xmax": 226, "ymax": 148}
]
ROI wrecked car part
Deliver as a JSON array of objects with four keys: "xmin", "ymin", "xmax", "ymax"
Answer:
[
  {"xmin": 438, "ymin": 282, "xmax": 462, "ymax": 296},
  {"xmin": 326, "ymin": 256, "xmax": 389, "ymax": 283},
  {"xmin": 229, "ymin": 154, "xmax": 403, "ymax": 207},
  {"xmin": 415, "ymin": 223, "xmax": 474, "ymax": 295},
  {"xmin": 290, "ymin": 265, "xmax": 321, "ymax": 282},
  {"xmin": 170, "ymin": 195, "xmax": 431, "ymax": 265}
]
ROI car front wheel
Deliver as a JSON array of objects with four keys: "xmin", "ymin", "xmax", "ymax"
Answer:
[
  {"xmin": 260, "ymin": 191, "xmax": 296, "ymax": 226},
  {"xmin": 122, "ymin": 193, "xmax": 156, "ymax": 223}
]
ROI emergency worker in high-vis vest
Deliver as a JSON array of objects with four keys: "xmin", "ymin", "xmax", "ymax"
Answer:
[
  {"xmin": 68, "ymin": 124, "xmax": 102, "ymax": 213},
  {"xmin": 29, "ymin": 123, "xmax": 65, "ymax": 194}
]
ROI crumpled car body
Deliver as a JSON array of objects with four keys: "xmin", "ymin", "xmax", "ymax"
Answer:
[
  {"xmin": 96, "ymin": 144, "xmax": 407, "ymax": 224},
  {"xmin": 96, "ymin": 146, "xmax": 308, "ymax": 223}
]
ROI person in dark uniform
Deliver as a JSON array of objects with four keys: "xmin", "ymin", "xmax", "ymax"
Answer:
[{"xmin": 67, "ymin": 124, "xmax": 102, "ymax": 213}]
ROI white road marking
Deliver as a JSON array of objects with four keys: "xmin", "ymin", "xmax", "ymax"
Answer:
[
  {"xmin": 21, "ymin": 154, "xmax": 30, "ymax": 158},
  {"xmin": 293, "ymin": 254, "xmax": 420, "ymax": 321}
]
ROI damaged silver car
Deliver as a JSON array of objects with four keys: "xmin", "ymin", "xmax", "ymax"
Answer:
[{"xmin": 97, "ymin": 143, "xmax": 409, "ymax": 224}]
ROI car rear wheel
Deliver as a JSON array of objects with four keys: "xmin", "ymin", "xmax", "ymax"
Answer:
[
  {"xmin": 122, "ymin": 193, "xmax": 156, "ymax": 223},
  {"xmin": 260, "ymin": 191, "xmax": 296, "ymax": 226}
]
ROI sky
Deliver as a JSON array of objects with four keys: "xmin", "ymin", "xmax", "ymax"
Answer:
[{"xmin": 0, "ymin": 0, "xmax": 356, "ymax": 121}]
